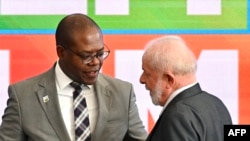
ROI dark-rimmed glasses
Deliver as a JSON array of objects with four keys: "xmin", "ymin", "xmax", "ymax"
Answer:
[{"xmin": 61, "ymin": 44, "xmax": 110, "ymax": 64}]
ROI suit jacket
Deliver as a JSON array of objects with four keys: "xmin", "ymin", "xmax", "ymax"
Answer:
[
  {"xmin": 146, "ymin": 83, "xmax": 232, "ymax": 141},
  {"xmin": 0, "ymin": 65, "xmax": 147, "ymax": 141}
]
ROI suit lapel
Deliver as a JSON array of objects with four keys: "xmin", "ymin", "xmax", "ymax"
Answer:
[
  {"xmin": 91, "ymin": 74, "xmax": 111, "ymax": 141},
  {"xmin": 36, "ymin": 66, "xmax": 71, "ymax": 141}
]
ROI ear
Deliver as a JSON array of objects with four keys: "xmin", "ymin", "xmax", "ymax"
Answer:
[
  {"xmin": 56, "ymin": 44, "xmax": 65, "ymax": 58},
  {"xmin": 163, "ymin": 71, "xmax": 175, "ymax": 88}
]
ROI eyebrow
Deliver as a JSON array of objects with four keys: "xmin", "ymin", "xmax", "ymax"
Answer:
[{"xmin": 79, "ymin": 47, "xmax": 105, "ymax": 54}]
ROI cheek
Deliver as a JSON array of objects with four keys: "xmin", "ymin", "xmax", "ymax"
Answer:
[
  {"xmin": 146, "ymin": 78, "xmax": 158, "ymax": 90},
  {"xmin": 99, "ymin": 61, "xmax": 104, "ymax": 67}
]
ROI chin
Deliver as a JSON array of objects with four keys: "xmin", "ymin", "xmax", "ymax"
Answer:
[
  {"xmin": 85, "ymin": 78, "xmax": 98, "ymax": 85},
  {"xmin": 151, "ymin": 96, "xmax": 160, "ymax": 105}
]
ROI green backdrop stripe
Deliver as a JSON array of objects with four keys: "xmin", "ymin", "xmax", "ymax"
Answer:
[{"xmin": 0, "ymin": 0, "xmax": 247, "ymax": 30}]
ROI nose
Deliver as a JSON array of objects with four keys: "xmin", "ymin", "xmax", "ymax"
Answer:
[
  {"xmin": 89, "ymin": 55, "xmax": 101, "ymax": 65},
  {"xmin": 139, "ymin": 74, "xmax": 145, "ymax": 84}
]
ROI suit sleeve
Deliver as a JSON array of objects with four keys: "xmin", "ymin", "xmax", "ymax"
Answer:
[
  {"xmin": 0, "ymin": 85, "xmax": 26, "ymax": 141},
  {"xmin": 124, "ymin": 84, "xmax": 148, "ymax": 141}
]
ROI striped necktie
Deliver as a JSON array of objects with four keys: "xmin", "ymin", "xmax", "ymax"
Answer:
[{"xmin": 70, "ymin": 82, "xmax": 91, "ymax": 141}]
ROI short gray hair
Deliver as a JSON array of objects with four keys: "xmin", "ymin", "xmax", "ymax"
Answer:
[{"xmin": 143, "ymin": 35, "xmax": 197, "ymax": 75}]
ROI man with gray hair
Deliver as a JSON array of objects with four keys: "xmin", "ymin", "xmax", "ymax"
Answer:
[{"xmin": 140, "ymin": 35, "xmax": 232, "ymax": 141}]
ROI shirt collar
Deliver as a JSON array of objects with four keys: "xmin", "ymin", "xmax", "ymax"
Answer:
[
  {"xmin": 55, "ymin": 61, "xmax": 73, "ymax": 90},
  {"xmin": 160, "ymin": 82, "xmax": 198, "ymax": 115}
]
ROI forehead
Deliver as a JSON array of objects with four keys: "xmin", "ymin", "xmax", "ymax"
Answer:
[
  {"xmin": 142, "ymin": 57, "xmax": 152, "ymax": 72},
  {"xmin": 72, "ymin": 27, "xmax": 104, "ymax": 51},
  {"xmin": 142, "ymin": 55, "xmax": 161, "ymax": 77}
]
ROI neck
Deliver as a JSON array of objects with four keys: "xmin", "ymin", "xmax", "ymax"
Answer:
[{"xmin": 174, "ymin": 74, "xmax": 196, "ymax": 89}]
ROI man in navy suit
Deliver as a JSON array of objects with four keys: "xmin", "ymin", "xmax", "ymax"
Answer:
[{"xmin": 139, "ymin": 35, "xmax": 232, "ymax": 141}]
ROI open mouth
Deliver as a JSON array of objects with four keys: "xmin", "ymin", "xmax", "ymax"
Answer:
[{"xmin": 85, "ymin": 70, "xmax": 99, "ymax": 78}]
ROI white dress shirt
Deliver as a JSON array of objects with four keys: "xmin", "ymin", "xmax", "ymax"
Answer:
[{"xmin": 55, "ymin": 62, "xmax": 98, "ymax": 140}]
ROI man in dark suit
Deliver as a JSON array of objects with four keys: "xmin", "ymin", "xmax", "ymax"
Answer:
[
  {"xmin": 0, "ymin": 13, "xmax": 147, "ymax": 141},
  {"xmin": 139, "ymin": 35, "xmax": 232, "ymax": 141}
]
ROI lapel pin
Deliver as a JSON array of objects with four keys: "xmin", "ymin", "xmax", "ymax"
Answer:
[{"xmin": 43, "ymin": 95, "xmax": 49, "ymax": 103}]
